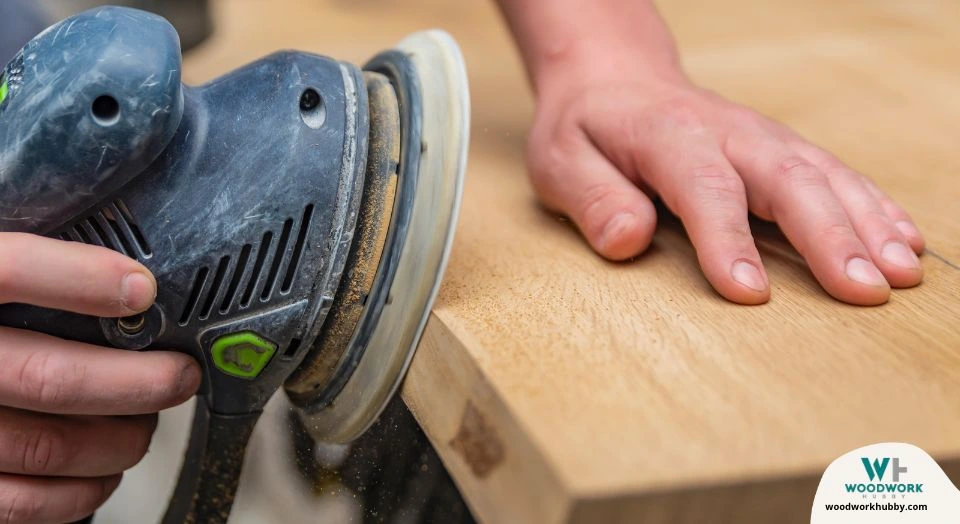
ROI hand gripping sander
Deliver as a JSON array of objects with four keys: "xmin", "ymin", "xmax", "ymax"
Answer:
[{"xmin": 0, "ymin": 7, "xmax": 469, "ymax": 523}]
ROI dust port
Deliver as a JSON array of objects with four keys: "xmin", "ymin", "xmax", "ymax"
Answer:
[
  {"xmin": 283, "ymin": 337, "xmax": 302, "ymax": 359},
  {"xmin": 299, "ymin": 88, "xmax": 325, "ymax": 129},
  {"xmin": 92, "ymin": 95, "xmax": 121, "ymax": 126},
  {"xmin": 117, "ymin": 314, "xmax": 146, "ymax": 336}
]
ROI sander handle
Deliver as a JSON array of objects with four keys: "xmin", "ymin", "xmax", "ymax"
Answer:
[{"xmin": 163, "ymin": 403, "xmax": 261, "ymax": 524}]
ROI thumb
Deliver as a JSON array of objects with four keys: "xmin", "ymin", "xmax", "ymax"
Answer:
[{"xmin": 528, "ymin": 137, "xmax": 657, "ymax": 260}]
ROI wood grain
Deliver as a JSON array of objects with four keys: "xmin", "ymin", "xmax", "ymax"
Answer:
[{"xmin": 183, "ymin": 1, "xmax": 960, "ymax": 522}]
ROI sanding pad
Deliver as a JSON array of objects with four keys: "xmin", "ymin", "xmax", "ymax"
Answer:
[{"xmin": 301, "ymin": 30, "xmax": 469, "ymax": 442}]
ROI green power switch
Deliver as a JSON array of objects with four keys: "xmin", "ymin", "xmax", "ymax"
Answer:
[{"xmin": 211, "ymin": 332, "xmax": 277, "ymax": 379}]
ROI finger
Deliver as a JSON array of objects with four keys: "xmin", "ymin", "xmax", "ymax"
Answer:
[
  {"xmin": 0, "ymin": 473, "xmax": 120, "ymax": 524},
  {"xmin": 528, "ymin": 132, "xmax": 657, "ymax": 260},
  {"xmin": 861, "ymin": 179, "xmax": 925, "ymax": 253},
  {"xmin": 0, "ymin": 408, "xmax": 156, "ymax": 477},
  {"xmin": 0, "ymin": 328, "xmax": 200, "ymax": 415},
  {"xmin": 785, "ymin": 142, "xmax": 926, "ymax": 254},
  {"xmin": 824, "ymin": 169, "xmax": 922, "ymax": 288},
  {"xmin": 0, "ymin": 233, "xmax": 156, "ymax": 316},
  {"xmin": 638, "ymin": 131, "xmax": 769, "ymax": 304},
  {"xmin": 726, "ymin": 136, "xmax": 890, "ymax": 305}
]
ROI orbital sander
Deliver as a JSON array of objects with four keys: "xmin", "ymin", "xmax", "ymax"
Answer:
[{"xmin": 0, "ymin": 6, "xmax": 469, "ymax": 523}]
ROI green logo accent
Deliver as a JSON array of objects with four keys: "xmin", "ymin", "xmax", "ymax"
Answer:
[
  {"xmin": 211, "ymin": 332, "xmax": 277, "ymax": 379},
  {"xmin": 0, "ymin": 76, "xmax": 8, "ymax": 105}
]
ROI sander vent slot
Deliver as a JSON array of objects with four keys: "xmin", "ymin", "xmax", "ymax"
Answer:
[
  {"xmin": 242, "ymin": 232, "xmax": 274, "ymax": 308},
  {"xmin": 70, "ymin": 224, "xmax": 92, "ymax": 244},
  {"xmin": 261, "ymin": 219, "xmax": 294, "ymax": 301},
  {"xmin": 55, "ymin": 200, "xmax": 152, "ymax": 260},
  {"xmin": 199, "ymin": 256, "xmax": 231, "ymax": 320},
  {"xmin": 179, "ymin": 267, "xmax": 210, "ymax": 326},
  {"xmin": 113, "ymin": 200, "xmax": 152, "ymax": 257},
  {"xmin": 221, "ymin": 244, "xmax": 252, "ymax": 314},
  {"xmin": 281, "ymin": 204, "xmax": 314, "ymax": 294},
  {"xmin": 99, "ymin": 210, "xmax": 135, "ymax": 255},
  {"xmin": 85, "ymin": 217, "xmax": 111, "ymax": 248},
  {"xmin": 177, "ymin": 204, "xmax": 315, "ymax": 323},
  {"xmin": 260, "ymin": 204, "xmax": 314, "ymax": 302}
]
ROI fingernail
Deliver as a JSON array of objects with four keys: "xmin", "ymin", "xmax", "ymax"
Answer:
[
  {"xmin": 121, "ymin": 272, "xmax": 157, "ymax": 311},
  {"xmin": 731, "ymin": 260, "xmax": 766, "ymax": 292},
  {"xmin": 895, "ymin": 220, "xmax": 920, "ymax": 240},
  {"xmin": 845, "ymin": 257, "xmax": 887, "ymax": 287},
  {"xmin": 600, "ymin": 213, "xmax": 635, "ymax": 251},
  {"xmin": 881, "ymin": 241, "xmax": 920, "ymax": 270}
]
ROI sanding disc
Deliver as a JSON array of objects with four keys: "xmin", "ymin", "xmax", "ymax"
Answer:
[{"xmin": 303, "ymin": 30, "xmax": 469, "ymax": 442}]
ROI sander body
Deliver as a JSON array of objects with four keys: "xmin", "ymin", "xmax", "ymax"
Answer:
[{"xmin": 0, "ymin": 6, "xmax": 469, "ymax": 523}]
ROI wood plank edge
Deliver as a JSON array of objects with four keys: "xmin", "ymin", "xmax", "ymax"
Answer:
[{"xmin": 401, "ymin": 312, "xmax": 575, "ymax": 524}]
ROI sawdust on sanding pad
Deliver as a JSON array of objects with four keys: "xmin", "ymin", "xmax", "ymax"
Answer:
[{"xmin": 285, "ymin": 72, "xmax": 400, "ymax": 398}]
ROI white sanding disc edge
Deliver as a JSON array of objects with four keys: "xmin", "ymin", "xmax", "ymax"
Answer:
[{"xmin": 307, "ymin": 30, "xmax": 470, "ymax": 442}]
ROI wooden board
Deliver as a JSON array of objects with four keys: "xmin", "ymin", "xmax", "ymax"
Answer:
[{"xmin": 183, "ymin": 1, "xmax": 960, "ymax": 522}]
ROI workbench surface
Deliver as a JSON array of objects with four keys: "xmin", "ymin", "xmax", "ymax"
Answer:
[{"xmin": 184, "ymin": 1, "xmax": 960, "ymax": 522}]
